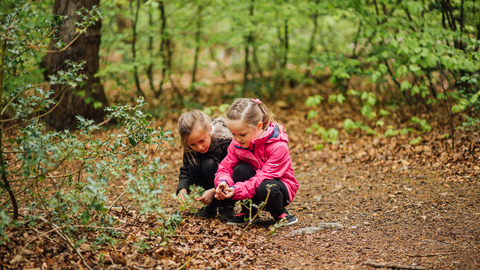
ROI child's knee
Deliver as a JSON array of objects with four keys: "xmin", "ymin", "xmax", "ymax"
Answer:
[
  {"xmin": 232, "ymin": 163, "xmax": 256, "ymax": 182},
  {"xmin": 201, "ymin": 157, "xmax": 218, "ymax": 172},
  {"xmin": 257, "ymin": 181, "xmax": 282, "ymax": 200}
]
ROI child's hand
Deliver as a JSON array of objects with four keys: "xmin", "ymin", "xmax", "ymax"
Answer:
[
  {"xmin": 177, "ymin": 188, "xmax": 188, "ymax": 204},
  {"xmin": 195, "ymin": 188, "xmax": 215, "ymax": 205},
  {"xmin": 215, "ymin": 182, "xmax": 234, "ymax": 200}
]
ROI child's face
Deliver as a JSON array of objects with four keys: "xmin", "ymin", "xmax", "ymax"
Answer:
[
  {"xmin": 186, "ymin": 126, "xmax": 212, "ymax": 154},
  {"xmin": 227, "ymin": 120, "xmax": 263, "ymax": 149}
]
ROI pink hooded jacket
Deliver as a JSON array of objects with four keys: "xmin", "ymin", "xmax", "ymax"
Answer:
[{"xmin": 214, "ymin": 123, "xmax": 299, "ymax": 203}]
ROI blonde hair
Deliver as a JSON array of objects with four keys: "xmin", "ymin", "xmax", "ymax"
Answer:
[
  {"xmin": 178, "ymin": 110, "xmax": 211, "ymax": 160},
  {"xmin": 225, "ymin": 98, "xmax": 275, "ymax": 130}
]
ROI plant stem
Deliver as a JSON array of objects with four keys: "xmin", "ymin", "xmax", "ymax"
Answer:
[
  {"xmin": 215, "ymin": 187, "xmax": 272, "ymax": 254},
  {"xmin": 0, "ymin": 38, "xmax": 19, "ymax": 220},
  {"xmin": 38, "ymin": 217, "xmax": 93, "ymax": 270}
]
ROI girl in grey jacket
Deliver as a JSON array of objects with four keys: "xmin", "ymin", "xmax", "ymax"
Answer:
[{"xmin": 177, "ymin": 110, "xmax": 234, "ymax": 220}]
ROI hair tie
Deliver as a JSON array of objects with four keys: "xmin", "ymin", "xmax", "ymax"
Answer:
[{"xmin": 251, "ymin": 98, "xmax": 262, "ymax": 104}]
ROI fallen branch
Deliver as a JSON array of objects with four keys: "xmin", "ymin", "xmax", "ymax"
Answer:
[
  {"xmin": 108, "ymin": 190, "xmax": 127, "ymax": 211},
  {"xmin": 407, "ymin": 252, "xmax": 456, "ymax": 257},
  {"xmin": 177, "ymin": 251, "xmax": 198, "ymax": 270},
  {"xmin": 38, "ymin": 217, "xmax": 93, "ymax": 270},
  {"xmin": 362, "ymin": 261, "xmax": 425, "ymax": 270}
]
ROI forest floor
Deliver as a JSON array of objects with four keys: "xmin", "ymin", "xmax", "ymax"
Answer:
[{"xmin": 2, "ymin": 87, "xmax": 480, "ymax": 269}]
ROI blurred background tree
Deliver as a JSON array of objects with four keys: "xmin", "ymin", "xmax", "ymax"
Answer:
[
  {"xmin": 41, "ymin": 0, "xmax": 107, "ymax": 130},
  {"xmin": 3, "ymin": 0, "xmax": 480, "ymax": 133}
]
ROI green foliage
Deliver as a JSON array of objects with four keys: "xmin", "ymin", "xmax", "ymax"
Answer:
[
  {"xmin": 203, "ymin": 103, "xmax": 230, "ymax": 116},
  {"xmin": 172, "ymin": 185, "xmax": 205, "ymax": 213},
  {"xmin": 410, "ymin": 117, "xmax": 431, "ymax": 132},
  {"xmin": 0, "ymin": 1, "xmax": 174, "ymax": 247},
  {"xmin": 304, "ymin": 0, "xmax": 480, "ymax": 139},
  {"xmin": 409, "ymin": 136, "xmax": 422, "ymax": 145},
  {"xmin": 306, "ymin": 123, "xmax": 338, "ymax": 143}
]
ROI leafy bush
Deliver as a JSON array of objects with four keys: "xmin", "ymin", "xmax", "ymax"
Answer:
[
  {"xmin": 0, "ymin": 1, "xmax": 173, "ymax": 247},
  {"xmin": 305, "ymin": 0, "xmax": 480, "ymax": 140}
]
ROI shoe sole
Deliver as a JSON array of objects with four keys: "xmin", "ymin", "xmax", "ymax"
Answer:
[
  {"xmin": 276, "ymin": 217, "xmax": 298, "ymax": 226},
  {"xmin": 226, "ymin": 217, "xmax": 260, "ymax": 226}
]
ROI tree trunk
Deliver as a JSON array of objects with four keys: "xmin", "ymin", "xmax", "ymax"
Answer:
[{"xmin": 41, "ymin": 0, "xmax": 107, "ymax": 131}]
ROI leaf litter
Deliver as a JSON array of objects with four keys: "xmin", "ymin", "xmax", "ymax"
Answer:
[{"xmin": 1, "ymin": 93, "xmax": 479, "ymax": 269}]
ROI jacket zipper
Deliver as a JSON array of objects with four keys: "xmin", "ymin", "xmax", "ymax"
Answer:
[{"xmin": 235, "ymin": 145, "xmax": 261, "ymax": 169}]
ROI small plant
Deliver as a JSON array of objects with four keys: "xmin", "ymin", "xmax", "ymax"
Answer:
[
  {"xmin": 172, "ymin": 185, "xmax": 205, "ymax": 213},
  {"xmin": 411, "ymin": 117, "xmax": 431, "ymax": 132},
  {"xmin": 134, "ymin": 238, "xmax": 152, "ymax": 253},
  {"xmin": 306, "ymin": 123, "xmax": 339, "ymax": 144},
  {"xmin": 203, "ymin": 103, "xmax": 230, "ymax": 116}
]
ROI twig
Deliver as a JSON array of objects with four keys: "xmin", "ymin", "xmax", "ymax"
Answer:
[
  {"xmin": 108, "ymin": 190, "xmax": 127, "ymax": 211},
  {"xmin": 38, "ymin": 217, "xmax": 93, "ymax": 270},
  {"xmin": 215, "ymin": 188, "xmax": 272, "ymax": 254},
  {"xmin": 177, "ymin": 251, "xmax": 198, "ymax": 270},
  {"xmin": 24, "ymin": 224, "xmax": 125, "ymax": 248},
  {"xmin": 362, "ymin": 261, "xmax": 425, "ymax": 269},
  {"xmin": 167, "ymin": 234, "xmax": 226, "ymax": 240},
  {"xmin": 407, "ymin": 252, "xmax": 456, "ymax": 257}
]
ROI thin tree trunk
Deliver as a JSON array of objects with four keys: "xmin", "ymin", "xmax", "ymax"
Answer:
[
  {"xmin": 40, "ymin": 0, "xmax": 108, "ymax": 130},
  {"xmin": 147, "ymin": 9, "xmax": 154, "ymax": 92},
  {"xmin": 155, "ymin": 0, "xmax": 167, "ymax": 98},
  {"xmin": 0, "ymin": 39, "xmax": 18, "ymax": 220},
  {"xmin": 132, "ymin": 0, "xmax": 145, "ymax": 97},
  {"xmin": 243, "ymin": 0, "xmax": 254, "ymax": 96},
  {"xmin": 252, "ymin": 40, "xmax": 263, "ymax": 79},
  {"xmin": 305, "ymin": 6, "xmax": 319, "ymax": 77},
  {"xmin": 191, "ymin": 4, "xmax": 202, "ymax": 87},
  {"xmin": 281, "ymin": 18, "xmax": 289, "ymax": 69}
]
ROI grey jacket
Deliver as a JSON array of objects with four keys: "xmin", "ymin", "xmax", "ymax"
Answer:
[{"xmin": 176, "ymin": 117, "xmax": 232, "ymax": 194}]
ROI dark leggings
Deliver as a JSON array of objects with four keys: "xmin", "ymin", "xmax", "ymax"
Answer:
[
  {"xmin": 232, "ymin": 163, "xmax": 289, "ymax": 217},
  {"xmin": 189, "ymin": 156, "xmax": 218, "ymax": 190},
  {"xmin": 189, "ymin": 156, "xmax": 233, "ymax": 207}
]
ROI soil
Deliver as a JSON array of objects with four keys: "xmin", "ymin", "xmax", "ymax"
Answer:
[{"xmin": 1, "ymin": 97, "xmax": 480, "ymax": 270}]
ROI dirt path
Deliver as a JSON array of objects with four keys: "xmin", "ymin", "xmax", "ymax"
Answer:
[
  {"xmin": 151, "ymin": 145, "xmax": 479, "ymax": 270},
  {"xmin": 251, "ymin": 151, "xmax": 480, "ymax": 269}
]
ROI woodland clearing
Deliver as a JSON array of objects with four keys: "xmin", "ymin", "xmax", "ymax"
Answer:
[{"xmin": 1, "ymin": 92, "xmax": 479, "ymax": 270}]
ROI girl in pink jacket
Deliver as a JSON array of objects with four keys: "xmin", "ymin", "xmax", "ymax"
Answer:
[{"xmin": 214, "ymin": 98, "xmax": 299, "ymax": 226}]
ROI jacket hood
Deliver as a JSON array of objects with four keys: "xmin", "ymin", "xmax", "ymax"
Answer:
[
  {"xmin": 211, "ymin": 117, "xmax": 232, "ymax": 140},
  {"xmin": 233, "ymin": 122, "xmax": 288, "ymax": 150}
]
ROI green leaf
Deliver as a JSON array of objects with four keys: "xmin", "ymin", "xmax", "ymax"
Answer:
[
  {"xmin": 401, "ymin": 81, "xmax": 412, "ymax": 91},
  {"xmin": 81, "ymin": 210, "xmax": 90, "ymax": 225},
  {"xmin": 361, "ymin": 105, "xmax": 372, "ymax": 117},
  {"xmin": 93, "ymin": 101, "xmax": 103, "ymax": 109},
  {"xmin": 409, "ymin": 136, "xmax": 422, "ymax": 145},
  {"xmin": 305, "ymin": 95, "xmax": 323, "ymax": 107},
  {"xmin": 376, "ymin": 120, "xmax": 384, "ymax": 126},
  {"xmin": 218, "ymin": 104, "xmax": 230, "ymax": 113},
  {"xmin": 348, "ymin": 89, "xmax": 360, "ymax": 96},
  {"xmin": 313, "ymin": 144, "xmax": 324, "ymax": 150},
  {"xmin": 203, "ymin": 107, "xmax": 213, "ymax": 115},
  {"xmin": 379, "ymin": 109, "xmax": 390, "ymax": 116},
  {"xmin": 76, "ymin": 90, "xmax": 86, "ymax": 98},
  {"xmin": 307, "ymin": 110, "xmax": 318, "ymax": 119},
  {"xmin": 343, "ymin": 118, "xmax": 357, "ymax": 132},
  {"xmin": 129, "ymin": 137, "xmax": 138, "ymax": 147}
]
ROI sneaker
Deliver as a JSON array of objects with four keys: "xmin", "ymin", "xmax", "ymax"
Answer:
[
  {"xmin": 226, "ymin": 206, "xmax": 259, "ymax": 226},
  {"xmin": 273, "ymin": 210, "xmax": 298, "ymax": 226},
  {"xmin": 218, "ymin": 205, "xmax": 235, "ymax": 221},
  {"xmin": 195, "ymin": 204, "xmax": 217, "ymax": 218},
  {"xmin": 226, "ymin": 212, "xmax": 260, "ymax": 226}
]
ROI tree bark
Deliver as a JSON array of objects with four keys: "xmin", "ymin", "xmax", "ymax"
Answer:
[{"xmin": 41, "ymin": 0, "xmax": 107, "ymax": 131}]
